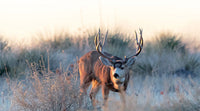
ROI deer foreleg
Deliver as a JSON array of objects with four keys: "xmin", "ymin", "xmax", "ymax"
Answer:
[{"xmin": 102, "ymin": 85, "xmax": 109, "ymax": 107}]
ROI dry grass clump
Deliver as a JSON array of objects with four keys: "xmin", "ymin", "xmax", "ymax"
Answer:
[
  {"xmin": 10, "ymin": 63, "xmax": 89, "ymax": 111},
  {"xmin": 10, "ymin": 71, "xmax": 200, "ymax": 111}
]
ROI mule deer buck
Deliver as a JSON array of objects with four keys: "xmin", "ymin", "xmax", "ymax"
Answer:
[{"xmin": 79, "ymin": 29, "xmax": 143, "ymax": 107}]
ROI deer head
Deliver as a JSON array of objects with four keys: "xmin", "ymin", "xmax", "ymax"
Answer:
[{"xmin": 94, "ymin": 29, "xmax": 143, "ymax": 89}]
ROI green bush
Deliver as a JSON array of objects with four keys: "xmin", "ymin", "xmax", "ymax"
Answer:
[
  {"xmin": 155, "ymin": 32, "xmax": 186, "ymax": 54},
  {"xmin": 182, "ymin": 55, "xmax": 200, "ymax": 74}
]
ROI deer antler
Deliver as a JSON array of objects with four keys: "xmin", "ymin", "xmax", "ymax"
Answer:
[
  {"xmin": 127, "ymin": 29, "xmax": 143, "ymax": 59},
  {"xmin": 95, "ymin": 29, "xmax": 113, "ymax": 62}
]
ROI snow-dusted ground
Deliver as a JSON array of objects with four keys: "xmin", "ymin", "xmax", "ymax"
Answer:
[{"xmin": 1, "ymin": 74, "xmax": 200, "ymax": 111}]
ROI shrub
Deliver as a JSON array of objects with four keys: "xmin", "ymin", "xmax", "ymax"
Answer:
[
  {"xmin": 0, "ymin": 37, "xmax": 11, "ymax": 76},
  {"xmin": 106, "ymin": 33, "xmax": 131, "ymax": 57},
  {"xmin": 155, "ymin": 32, "xmax": 186, "ymax": 54},
  {"xmin": 11, "ymin": 63, "xmax": 89, "ymax": 111},
  {"xmin": 181, "ymin": 54, "xmax": 200, "ymax": 74},
  {"xmin": 0, "ymin": 37, "xmax": 10, "ymax": 52}
]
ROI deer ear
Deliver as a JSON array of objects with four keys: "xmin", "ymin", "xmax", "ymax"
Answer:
[
  {"xmin": 126, "ymin": 57, "xmax": 136, "ymax": 67},
  {"xmin": 99, "ymin": 56, "xmax": 113, "ymax": 66}
]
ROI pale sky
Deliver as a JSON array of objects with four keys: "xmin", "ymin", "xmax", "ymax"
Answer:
[{"xmin": 0, "ymin": 0, "xmax": 200, "ymax": 42}]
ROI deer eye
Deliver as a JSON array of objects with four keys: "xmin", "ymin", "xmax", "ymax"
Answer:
[{"xmin": 120, "ymin": 67, "xmax": 124, "ymax": 70}]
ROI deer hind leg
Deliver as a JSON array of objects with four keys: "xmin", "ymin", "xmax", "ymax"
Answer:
[
  {"xmin": 89, "ymin": 80, "xmax": 101, "ymax": 107},
  {"xmin": 79, "ymin": 66, "xmax": 93, "ymax": 94},
  {"xmin": 80, "ymin": 75, "xmax": 92, "ymax": 96},
  {"xmin": 79, "ymin": 73, "xmax": 92, "ymax": 108}
]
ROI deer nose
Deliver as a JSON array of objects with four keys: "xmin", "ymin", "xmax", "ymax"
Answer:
[{"xmin": 114, "ymin": 73, "xmax": 119, "ymax": 78}]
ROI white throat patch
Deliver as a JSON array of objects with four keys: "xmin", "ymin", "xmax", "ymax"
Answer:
[{"xmin": 113, "ymin": 68, "xmax": 126, "ymax": 82}]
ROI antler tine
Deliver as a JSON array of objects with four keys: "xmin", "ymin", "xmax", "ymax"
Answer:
[
  {"xmin": 95, "ymin": 29, "xmax": 113, "ymax": 61},
  {"xmin": 94, "ymin": 29, "xmax": 100, "ymax": 46},
  {"xmin": 94, "ymin": 35, "xmax": 97, "ymax": 46},
  {"xmin": 135, "ymin": 29, "xmax": 143, "ymax": 56},
  {"xmin": 139, "ymin": 28, "xmax": 143, "ymax": 49},
  {"xmin": 127, "ymin": 29, "xmax": 143, "ymax": 59},
  {"xmin": 94, "ymin": 29, "xmax": 103, "ymax": 51}
]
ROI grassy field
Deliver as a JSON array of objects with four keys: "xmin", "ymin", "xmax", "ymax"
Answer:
[{"xmin": 0, "ymin": 29, "xmax": 200, "ymax": 111}]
